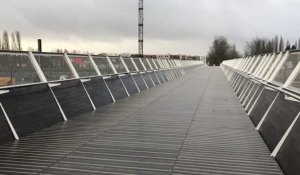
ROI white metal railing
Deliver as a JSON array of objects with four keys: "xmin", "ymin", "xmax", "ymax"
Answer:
[
  {"xmin": 221, "ymin": 50, "xmax": 300, "ymax": 96},
  {"xmin": 0, "ymin": 51, "xmax": 203, "ymax": 89}
]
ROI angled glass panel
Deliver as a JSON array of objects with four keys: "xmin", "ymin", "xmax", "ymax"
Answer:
[
  {"xmin": 273, "ymin": 52, "xmax": 300, "ymax": 85},
  {"xmin": 154, "ymin": 59, "xmax": 162, "ymax": 69},
  {"xmin": 159, "ymin": 59, "xmax": 167, "ymax": 68},
  {"xmin": 123, "ymin": 58, "xmax": 136, "ymax": 72},
  {"xmin": 170, "ymin": 60, "xmax": 177, "ymax": 67},
  {"xmin": 254, "ymin": 55, "xmax": 268, "ymax": 76},
  {"xmin": 68, "ymin": 55, "xmax": 97, "ymax": 77},
  {"xmin": 163, "ymin": 60, "xmax": 170, "ymax": 68},
  {"xmin": 141, "ymin": 58, "xmax": 151, "ymax": 70},
  {"xmin": 167, "ymin": 60, "xmax": 174, "ymax": 68},
  {"xmin": 289, "ymin": 70, "xmax": 300, "ymax": 91},
  {"xmin": 92, "ymin": 56, "xmax": 115, "ymax": 75},
  {"xmin": 34, "ymin": 53, "xmax": 74, "ymax": 81},
  {"xmin": 256, "ymin": 55, "xmax": 272, "ymax": 77},
  {"xmin": 148, "ymin": 59, "xmax": 156, "ymax": 69},
  {"xmin": 264, "ymin": 53, "xmax": 284, "ymax": 81},
  {"xmin": 249, "ymin": 56, "xmax": 263, "ymax": 74},
  {"xmin": 109, "ymin": 56, "xmax": 127, "ymax": 73},
  {"xmin": 259, "ymin": 54, "xmax": 277, "ymax": 79},
  {"xmin": 133, "ymin": 58, "xmax": 145, "ymax": 71},
  {"xmin": 245, "ymin": 56, "xmax": 256, "ymax": 73},
  {"xmin": 0, "ymin": 52, "xmax": 40, "ymax": 87}
]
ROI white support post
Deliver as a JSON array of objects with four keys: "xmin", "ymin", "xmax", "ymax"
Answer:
[
  {"xmin": 247, "ymin": 87, "xmax": 265, "ymax": 115},
  {"xmin": 283, "ymin": 61, "xmax": 300, "ymax": 88},
  {"xmin": 64, "ymin": 53, "xmax": 80, "ymax": 78},
  {"xmin": 107, "ymin": 56, "xmax": 118, "ymax": 74},
  {"xmin": 151, "ymin": 59, "xmax": 159, "ymax": 70},
  {"xmin": 139, "ymin": 58, "xmax": 147, "ymax": 71},
  {"xmin": 255, "ymin": 92, "xmax": 280, "ymax": 130},
  {"xmin": 264, "ymin": 53, "xmax": 283, "ymax": 81},
  {"xmin": 28, "ymin": 52, "xmax": 47, "ymax": 82},
  {"xmin": 121, "ymin": 57, "xmax": 140, "ymax": 92},
  {"xmin": 65, "ymin": 53, "xmax": 96, "ymax": 110},
  {"xmin": 89, "ymin": 54, "xmax": 101, "ymax": 76},
  {"xmin": 29, "ymin": 52, "xmax": 68, "ymax": 121},
  {"xmin": 120, "ymin": 57, "xmax": 130, "ymax": 73},
  {"xmin": 146, "ymin": 58, "xmax": 154, "ymax": 70},
  {"xmin": 131, "ymin": 57, "xmax": 139, "ymax": 72},
  {"xmin": 271, "ymin": 111, "xmax": 300, "ymax": 157},
  {"xmin": 107, "ymin": 56, "xmax": 129, "ymax": 97},
  {"xmin": 268, "ymin": 51, "xmax": 290, "ymax": 82},
  {"xmin": 0, "ymin": 102, "xmax": 19, "ymax": 140}
]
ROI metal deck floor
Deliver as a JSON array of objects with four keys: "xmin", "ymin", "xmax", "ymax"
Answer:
[{"xmin": 0, "ymin": 67, "xmax": 283, "ymax": 175}]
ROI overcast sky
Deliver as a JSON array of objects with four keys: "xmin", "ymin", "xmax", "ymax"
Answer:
[{"xmin": 0, "ymin": 0, "xmax": 299, "ymax": 55}]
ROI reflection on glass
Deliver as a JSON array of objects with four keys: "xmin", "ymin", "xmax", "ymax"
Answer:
[
  {"xmin": 148, "ymin": 59, "xmax": 156, "ymax": 69},
  {"xmin": 0, "ymin": 53, "xmax": 40, "ymax": 87},
  {"xmin": 290, "ymin": 71, "xmax": 300, "ymax": 90},
  {"xmin": 109, "ymin": 57, "xmax": 127, "ymax": 73},
  {"xmin": 154, "ymin": 59, "xmax": 162, "ymax": 69},
  {"xmin": 123, "ymin": 58, "xmax": 136, "ymax": 72},
  {"xmin": 133, "ymin": 58, "xmax": 144, "ymax": 71},
  {"xmin": 35, "ymin": 54, "xmax": 74, "ymax": 81},
  {"xmin": 250, "ymin": 56, "xmax": 263, "ymax": 74},
  {"xmin": 260, "ymin": 54, "xmax": 278, "ymax": 79},
  {"xmin": 68, "ymin": 55, "xmax": 97, "ymax": 77},
  {"xmin": 141, "ymin": 58, "xmax": 151, "ymax": 70},
  {"xmin": 92, "ymin": 56, "xmax": 114, "ymax": 75},
  {"xmin": 273, "ymin": 53, "xmax": 300, "ymax": 84}
]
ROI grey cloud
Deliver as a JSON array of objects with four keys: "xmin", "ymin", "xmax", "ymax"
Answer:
[{"xmin": 0, "ymin": 0, "xmax": 299, "ymax": 55}]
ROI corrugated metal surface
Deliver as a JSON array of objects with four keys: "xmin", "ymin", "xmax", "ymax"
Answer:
[{"xmin": 0, "ymin": 67, "xmax": 283, "ymax": 175}]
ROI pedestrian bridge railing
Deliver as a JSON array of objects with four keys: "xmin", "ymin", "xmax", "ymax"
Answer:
[
  {"xmin": 0, "ymin": 50, "xmax": 203, "ymax": 144},
  {"xmin": 221, "ymin": 50, "xmax": 300, "ymax": 175}
]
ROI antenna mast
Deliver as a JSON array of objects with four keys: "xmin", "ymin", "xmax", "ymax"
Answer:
[{"xmin": 138, "ymin": 0, "xmax": 144, "ymax": 56}]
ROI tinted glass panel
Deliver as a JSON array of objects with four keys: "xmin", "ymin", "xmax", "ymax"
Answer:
[
  {"xmin": 260, "ymin": 54, "xmax": 278, "ymax": 78},
  {"xmin": 92, "ymin": 56, "xmax": 115, "ymax": 75},
  {"xmin": 68, "ymin": 55, "xmax": 97, "ymax": 77},
  {"xmin": 154, "ymin": 59, "xmax": 162, "ymax": 69},
  {"xmin": 141, "ymin": 58, "xmax": 151, "ymax": 70},
  {"xmin": 109, "ymin": 57, "xmax": 127, "ymax": 73},
  {"xmin": 133, "ymin": 58, "xmax": 145, "ymax": 71},
  {"xmin": 273, "ymin": 53, "xmax": 300, "ymax": 84},
  {"xmin": 123, "ymin": 58, "xmax": 136, "ymax": 72},
  {"xmin": 148, "ymin": 59, "xmax": 157, "ymax": 69},
  {"xmin": 290, "ymin": 71, "xmax": 300, "ymax": 90},
  {"xmin": 35, "ymin": 54, "xmax": 74, "ymax": 81},
  {"xmin": 0, "ymin": 53, "xmax": 40, "ymax": 87}
]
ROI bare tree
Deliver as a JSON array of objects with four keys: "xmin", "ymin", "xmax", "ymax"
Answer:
[
  {"xmin": 285, "ymin": 40, "xmax": 291, "ymax": 51},
  {"xmin": 279, "ymin": 36, "xmax": 284, "ymax": 51},
  {"xmin": 0, "ymin": 37, "xmax": 2, "ymax": 50},
  {"xmin": 11, "ymin": 32, "xmax": 17, "ymax": 50},
  {"xmin": 298, "ymin": 38, "xmax": 300, "ymax": 49},
  {"xmin": 206, "ymin": 36, "xmax": 239, "ymax": 66},
  {"xmin": 15, "ymin": 31, "xmax": 22, "ymax": 50},
  {"xmin": 2, "ymin": 30, "xmax": 10, "ymax": 50},
  {"xmin": 273, "ymin": 35, "xmax": 279, "ymax": 52}
]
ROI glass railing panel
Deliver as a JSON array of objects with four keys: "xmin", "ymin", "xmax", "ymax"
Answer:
[
  {"xmin": 68, "ymin": 55, "xmax": 98, "ymax": 77},
  {"xmin": 0, "ymin": 52, "xmax": 40, "ymax": 87},
  {"xmin": 92, "ymin": 56, "xmax": 115, "ymax": 75},
  {"xmin": 109, "ymin": 56, "xmax": 127, "ymax": 73},
  {"xmin": 273, "ymin": 52, "xmax": 300, "ymax": 85}
]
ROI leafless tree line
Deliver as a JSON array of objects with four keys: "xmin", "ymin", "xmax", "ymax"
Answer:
[
  {"xmin": 206, "ymin": 36, "xmax": 241, "ymax": 66},
  {"xmin": 0, "ymin": 30, "xmax": 22, "ymax": 51},
  {"xmin": 244, "ymin": 35, "xmax": 300, "ymax": 56}
]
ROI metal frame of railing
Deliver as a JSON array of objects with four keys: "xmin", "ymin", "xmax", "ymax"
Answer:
[
  {"xmin": 220, "ymin": 50, "xmax": 300, "ymax": 175},
  {"xmin": 0, "ymin": 50, "xmax": 203, "ymax": 141}
]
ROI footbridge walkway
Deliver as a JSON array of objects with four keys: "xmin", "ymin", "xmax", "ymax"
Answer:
[{"xmin": 0, "ymin": 50, "xmax": 299, "ymax": 174}]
